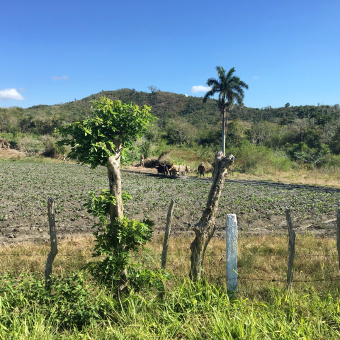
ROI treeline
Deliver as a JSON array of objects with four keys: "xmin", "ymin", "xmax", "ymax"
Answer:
[{"xmin": 1, "ymin": 88, "xmax": 340, "ymax": 167}]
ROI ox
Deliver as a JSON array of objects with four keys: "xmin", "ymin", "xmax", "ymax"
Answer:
[
  {"xmin": 156, "ymin": 163, "xmax": 171, "ymax": 176},
  {"xmin": 168, "ymin": 164, "xmax": 190, "ymax": 176}
]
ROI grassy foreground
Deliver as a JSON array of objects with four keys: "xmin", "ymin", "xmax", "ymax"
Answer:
[{"xmin": 0, "ymin": 235, "xmax": 340, "ymax": 339}]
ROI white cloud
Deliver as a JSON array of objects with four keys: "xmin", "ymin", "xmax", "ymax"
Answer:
[
  {"xmin": 0, "ymin": 88, "xmax": 25, "ymax": 101},
  {"xmin": 191, "ymin": 85, "xmax": 211, "ymax": 93},
  {"xmin": 51, "ymin": 75, "xmax": 69, "ymax": 80},
  {"xmin": 253, "ymin": 76, "xmax": 259, "ymax": 80}
]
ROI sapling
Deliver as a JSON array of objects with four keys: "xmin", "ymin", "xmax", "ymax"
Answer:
[{"xmin": 57, "ymin": 97, "xmax": 166, "ymax": 292}]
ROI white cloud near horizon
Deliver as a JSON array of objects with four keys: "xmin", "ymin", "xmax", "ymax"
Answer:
[
  {"xmin": 0, "ymin": 88, "xmax": 25, "ymax": 101},
  {"xmin": 51, "ymin": 75, "xmax": 69, "ymax": 80},
  {"xmin": 191, "ymin": 85, "xmax": 211, "ymax": 93}
]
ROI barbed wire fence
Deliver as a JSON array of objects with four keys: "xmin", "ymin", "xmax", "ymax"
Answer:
[{"xmin": 0, "ymin": 199, "xmax": 340, "ymax": 292}]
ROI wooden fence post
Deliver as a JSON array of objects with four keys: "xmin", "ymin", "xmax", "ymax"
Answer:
[
  {"xmin": 45, "ymin": 198, "xmax": 58, "ymax": 290},
  {"xmin": 286, "ymin": 207, "xmax": 295, "ymax": 292},
  {"xmin": 226, "ymin": 214, "xmax": 238, "ymax": 292},
  {"xmin": 161, "ymin": 200, "xmax": 175, "ymax": 269},
  {"xmin": 337, "ymin": 208, "xmax": 340, "ymax": 270}
]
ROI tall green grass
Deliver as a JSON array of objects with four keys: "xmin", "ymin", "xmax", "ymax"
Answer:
[
  {"xmin": 1, "ymin": 235, "xmax": 340, "ymax": 338},
  {"xmin": 1, "ymin": 275, "xmax": 339, "ymax": 339}
]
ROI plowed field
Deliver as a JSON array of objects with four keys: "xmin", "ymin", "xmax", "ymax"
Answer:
[{"xmin": 1, "ymin": 160, "xmax": 339, "ymax": 245}]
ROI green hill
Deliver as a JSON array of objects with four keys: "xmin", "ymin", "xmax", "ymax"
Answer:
[
  {"xmin": 1, "ymin": 89, "xmax": 340, "ymax": 169},
  {"xmin": 1, "ymin": 88, "xmax": 339, "ymax": 134}
]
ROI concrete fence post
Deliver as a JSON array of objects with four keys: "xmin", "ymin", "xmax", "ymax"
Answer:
[{"xmin": 226, "ymin": 214, "xmax": 238, "ymax": 292}]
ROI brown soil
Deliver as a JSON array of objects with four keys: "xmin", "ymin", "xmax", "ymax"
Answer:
[{"xmin": 1, "ymin": 151, "xmax": 339, "ymax": 245}]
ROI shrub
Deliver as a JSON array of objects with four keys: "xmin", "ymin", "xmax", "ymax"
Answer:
[
  {"xmin": 228, "ymin": 141, "xmax": 269, "ymax": 173},
  {"xmin": 17, "ymin": 137, "xmax": 43, "ymax": 155},
  {"xmin": 227, "ymin": 141, "xmax": 293, "ymax": 174},
  {"xmin": 285, "ymin": 142, "xmax": 330, "ymax": 168},
  {"xmin": 84, "ymin": 190, "xmax": 168, "ymax": 293},
  {"xmin": 41, "ymin": 135, "xmax": 68, "ymax": 158}
]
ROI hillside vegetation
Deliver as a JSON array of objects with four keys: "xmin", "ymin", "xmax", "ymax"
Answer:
[{"xmin": 1, "ymin": 89, "xmax": 340, "ymax": 182}]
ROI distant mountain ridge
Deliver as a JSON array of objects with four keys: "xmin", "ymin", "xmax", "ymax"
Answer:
[{"xmin": 1, "ymin": 88, "xmax": 339, "ymax": 136}]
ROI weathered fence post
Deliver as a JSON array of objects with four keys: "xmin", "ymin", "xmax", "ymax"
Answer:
[
  {"xmin": 337, "ymin": 208, "xmax": 340, "ymax": 270},
  {"xmin": 226, "ymin": 214, "xmax": 238, "ymax": 292},
  {"xmin": 189, "ymin": 152, "xmax": 235, "ymax": 281},
  {"xmin": 45, "ymin": 198, "xmax": 58, "ymax": 290},
  {"xmin": 161, "ymin": 200, "xmax": 175, "ymax": 269},
  {"xmin": 286, "ymin": 207, "xmax": 295, "ymax": 292}
]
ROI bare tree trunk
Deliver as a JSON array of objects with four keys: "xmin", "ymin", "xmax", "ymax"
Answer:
[
  {"xmin": 190, "ymin": 152, "xmax": 235, "ymax": 281},
  {"xmin": 107, "ymin": 153, "xmax": 124, "ymax": 220},
  {"xmin": 222, "ymin": 109, "xmax": 226, "ymax": 156},
  {"xmin": 107, "ymin": 151, "xmax": 128, "ymax": 290}
]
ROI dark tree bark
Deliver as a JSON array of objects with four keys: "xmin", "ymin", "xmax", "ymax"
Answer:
[{"xmin": 190, "ymin": 151, "xmax": 235, "ymax": 281}]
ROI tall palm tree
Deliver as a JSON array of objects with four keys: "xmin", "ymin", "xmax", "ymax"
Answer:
[{"xmin": 203, "ymin": 66, "xmax": 248, "ymax": 155}]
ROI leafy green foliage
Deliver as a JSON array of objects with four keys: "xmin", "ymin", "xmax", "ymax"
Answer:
[
  {"xmin": 84, "ymin": 190, "xmax": 167, "ymax": 292},
  {"xmin": 330, "ymin": 126, "xmax": 340, "ymax": 155},
  {"xmin": 57, "ymin": 97, "xmax": 155, "ymax": 168},
  {"xmin": 285, "ymin": 142, "xmax": 330, "ymax": 167},
  {"xmin": 1, "ymin": 251, "xmax": 340, "ymax": 338},
  {"xmin": 203, "ymin": 66, "xmax": 249, "ymax": 153},
  {"xmin": 3, "ymin": 89, "xmax": 340, "ymax": 171},
  {"xmin": 203, "ymin": 66, "xmax": 249, "ymax": 109},
  {"xmin": 0, "ymin": 271, "xmax": 102, "ymax": 330},
  {"xmin": 84, "ymin": 189, "xmax": 131, "ymax": 224},
  {"xmin": 56, "ymin": 96, "xmax": 167, "ymax": 292}
]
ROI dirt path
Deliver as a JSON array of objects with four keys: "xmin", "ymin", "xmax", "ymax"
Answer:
[{"xmin": 123, "ymin": 166, "xmax": 340, "ymax": 194}]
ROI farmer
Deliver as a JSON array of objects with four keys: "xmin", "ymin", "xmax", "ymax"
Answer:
[{"xmin": 198, "ymin": 162, "xmax": 205, "ymax": 177}]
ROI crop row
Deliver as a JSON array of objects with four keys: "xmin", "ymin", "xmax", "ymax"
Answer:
[{"xmin": 0, "ymin": 160, "xmax": 339, "ymax": 243}]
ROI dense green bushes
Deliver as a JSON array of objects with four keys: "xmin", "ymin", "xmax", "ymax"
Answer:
[
  {"xmin": 0, "ymin": 271, "xmax": 102, "ymax": 330},
  {"xmin": 228, "ymin": 141, "xmax": 293, "ymax": 174}
]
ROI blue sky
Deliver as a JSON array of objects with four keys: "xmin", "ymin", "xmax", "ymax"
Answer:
[{"xmin": 1, "ymin": 0, "xmax": 339, "ymax": 109}]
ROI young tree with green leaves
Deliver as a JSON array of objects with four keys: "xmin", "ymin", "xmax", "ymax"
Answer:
[
  {"xmin": 58, "ymin": 97, "xmax": 154, "ymax": 220},
  {"xmin": 57, "ymin": 97, "xmax": 158, "ymax": 290},
  {"xmin": 203, "ymin": 66, "xmax": 248, "ymax": 155}
]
